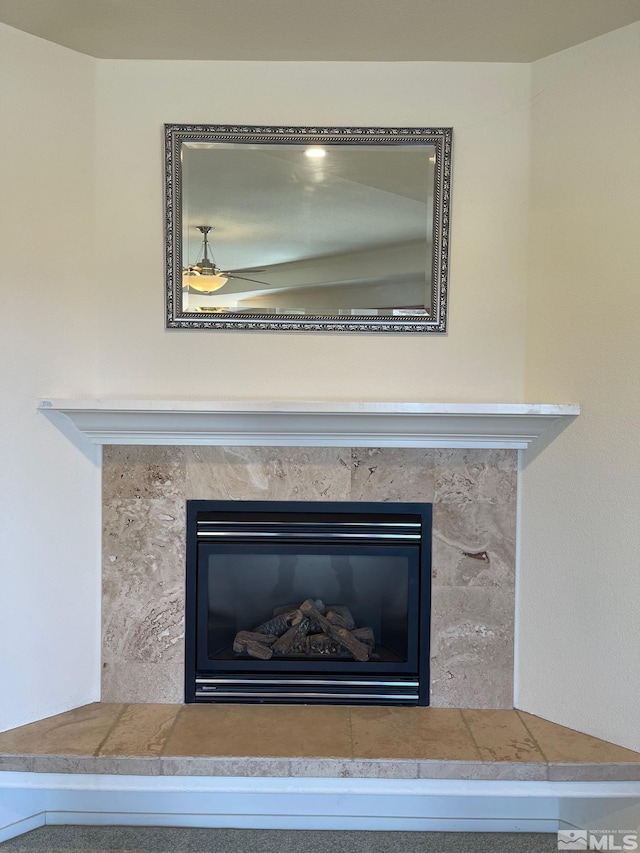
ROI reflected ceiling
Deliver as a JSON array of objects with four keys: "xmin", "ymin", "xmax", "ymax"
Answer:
[{"xmin": 182, "ymin": 144, "xmax": 432, "ymax": 271}]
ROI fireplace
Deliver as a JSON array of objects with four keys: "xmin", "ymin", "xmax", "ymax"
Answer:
[{"xmin": 185, "ymin": 500, "xmax": 432, "ymax": 705}]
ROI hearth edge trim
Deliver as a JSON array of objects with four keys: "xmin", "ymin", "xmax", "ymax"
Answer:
[{"xmin": 38, "ymin": 399, "xmax": 580, "ymax": 449}]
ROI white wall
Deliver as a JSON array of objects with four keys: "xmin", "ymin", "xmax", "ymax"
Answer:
[
  {"xmin": 519, "ymin": 23, "xmax": 640, "ymax": 751},
  {"xmin": 92, "ymin": 59, "xmax": 530, "ymax": 402},
  {"xmin": 0, "ymin": 26, "xmax": 102, "ymax": 731}
]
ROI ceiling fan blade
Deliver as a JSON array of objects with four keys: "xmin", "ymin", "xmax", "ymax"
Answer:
[
  {"xmin": 227, "ymin": 273, "xmax": 272, "ymax": 285},
  {"xmin": 226, "ymin": 267, "xmax": 266, "ymax": 274}
]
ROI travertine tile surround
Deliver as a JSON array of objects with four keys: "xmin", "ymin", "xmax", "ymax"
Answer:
[{"xmin": 102, "ymin": 446, "xmax": 517, "ymax": 707}]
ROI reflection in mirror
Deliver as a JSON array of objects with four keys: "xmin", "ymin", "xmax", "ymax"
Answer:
[{"xmin": 165, "ymin": 125, "xmax": 451, "ymax": 333}]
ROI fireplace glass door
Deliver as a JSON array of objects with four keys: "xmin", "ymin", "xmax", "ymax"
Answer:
[{"xmin": 185, "ymin": 501, "xmax": 431, "ymax": 705}]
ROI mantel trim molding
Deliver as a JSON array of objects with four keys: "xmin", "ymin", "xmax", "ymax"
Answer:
[{"xmin": 38, "ymin": 399, "xmax": 579, "ymax": 450}]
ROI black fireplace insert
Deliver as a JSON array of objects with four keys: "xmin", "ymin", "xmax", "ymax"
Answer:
[{"xmin": 185, "ymin": 500, "xmax": 431, "ymax": 705}]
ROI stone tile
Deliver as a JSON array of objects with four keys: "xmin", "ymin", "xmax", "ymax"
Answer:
[
  {"xmin": 518, "ymin": 712, "xmax": 640, "ymax": 764},
  {"xmin": 102, "ymin": 577, "xmax": 185, "ymax": 666},
  {"xmin": 431, "ymin": 449, "xmax": 516, "ymax": 588},
  {"xmin": 349, "ymin": 447, "xmax": 437, "ymax": 503},
  {"xmin": 286, "ymin": 758, "xmax": 353, "ymax": 778},
  {"xmin": 0, "ymin": 704, "xmax": 123, "ymax": 756},
  {"xmin": 163, "ymin": 704, "xmax": 352, "ymax": 758},
  {"xmin": 418, "ymin": 760, "xmax": 548, "ymax": 780},
  {"xmin": 185, "ymin": 446, "xmax": 352, "ymax": 502},
  {"xmin": 98, "ymin": 703, "xmax": 180, "ymax": 757},
  {"xmin": 430, "ymin": 665, "xmax": 513, "ymax": 711},
  {"xmin": 102, "ymin": 497, "xmax": 185, "ymax": 671},
  {"xmin": 160, "ymin": 756, "xmax": 293, "ymax": 777},
  {"xmin": 90, "ymin": 756, "xmax": 162, "ymax": 775},
  {"xmin": 0, "ymin": 755, "xmax": 104, "ymax": 774},
  {"xmin": 350, "ymin": 707, "xmax": 479, "ymax": 761},
  {"xmin": 102, "ymin": 446, "xmax": 186, "ymax": 502},
  {"xmin": 102, "ymin": 497, "xmax": 186, "ymax": 590},
  {"xmin": 433, "ymin": 449, "xmax": 517, "ymax": 502},
  {"xmin": 101, "ymin": 660, "xmax": 183, "ymax": 704},
  {"xmin": 461, "ymin": 709, "xmax": 545, "ymax": 762},
  {"xmin": 548, "ymin": 763, "xmax": 640, "ymax": 782},
  {"xmin": 430, "ymin": 588, "xmax": 514, "ymax": 708},
  {"xmin": 0, "ymin": 753, "xmax": 162, "ymax": 776},
  {"xmin": 290, "ymin": 759, "xmax": 419, "ymax": 778},
  {"xmin": 345, "ymin": 759, "xmax": 419, "ymax": 779},
  {"xmin": 431, "ymin": 536, "xmax": 515, "ymax": 590}
]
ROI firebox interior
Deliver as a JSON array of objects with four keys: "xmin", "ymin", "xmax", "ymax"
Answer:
[{"xmin": 185, "ymin": 501, "xmax": 432, "ymax": 705}]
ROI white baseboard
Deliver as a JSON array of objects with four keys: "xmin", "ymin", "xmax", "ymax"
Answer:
[
  {"xmin": 0, "ymin": 781, "xmax": 46, "ymax": 843},
  {"xmin": 44, "ymin": 812, "xmax": 561, "ymax": 833},
  {"xmin": 0, "ymin": 813, "xmax": 45, "ymax": 845},
  {"xmin": 1, "ymin": 773, "xmax": 639, "ymax": 842}
]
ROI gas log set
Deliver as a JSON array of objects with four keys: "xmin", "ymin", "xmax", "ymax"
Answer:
[{"xmin": 233, "ymin": 598, "xmax": 375, "ymax": 662}]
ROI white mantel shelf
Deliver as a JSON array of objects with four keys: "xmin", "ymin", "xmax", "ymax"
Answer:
[{"xmin": 38, "ymin": 399, "xmax": 579, "ymax": 450}]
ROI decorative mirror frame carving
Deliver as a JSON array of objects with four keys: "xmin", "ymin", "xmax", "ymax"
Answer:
[{"xmin": 165, "ymin": 124, "xmax": 452, "ymax": 333}]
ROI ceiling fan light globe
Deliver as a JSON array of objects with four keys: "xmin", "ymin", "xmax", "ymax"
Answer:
[{"xmin": 182, "ymin": 271, "xmax": 228, "ymax": 292}]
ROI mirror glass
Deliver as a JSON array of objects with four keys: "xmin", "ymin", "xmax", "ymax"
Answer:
[{"xmin": 165, "ymin": 125, "xmax": 451, "ymax": 333}]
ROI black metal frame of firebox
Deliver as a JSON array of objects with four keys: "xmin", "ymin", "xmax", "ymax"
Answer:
[{"xmin": 185, "ymin": 500, "xmax": 432, "ymax": 705}]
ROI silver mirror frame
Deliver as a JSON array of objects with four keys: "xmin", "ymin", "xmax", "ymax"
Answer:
[{"xmin": 165, "ymin": 124, "xmax": 452, "ymax": 333}]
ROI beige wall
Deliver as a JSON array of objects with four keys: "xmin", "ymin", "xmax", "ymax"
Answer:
[
  {"xmin": 519, "ymin": 23, "xmax": 640, "ymax": 751},
  {"xmin": 0, "ymin": 25, "xmax": 101, "ymax": 731},
  {"xmin": 92, "ymin": 59, "xmax": 529, "ymax": 402}
]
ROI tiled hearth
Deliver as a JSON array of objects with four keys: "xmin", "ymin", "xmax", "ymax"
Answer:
[
  {"xmin": 1, "ymin": 704, "xmax": 639, "ymax": 782},
  {"xmin": 102, "ymin": 446, "xmax": 517, "ymax": 708}
]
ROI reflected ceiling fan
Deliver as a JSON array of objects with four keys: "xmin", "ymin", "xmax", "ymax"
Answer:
[{"xmin": 183, "ymin": 225, "xmax": 270, "ymax": 293}]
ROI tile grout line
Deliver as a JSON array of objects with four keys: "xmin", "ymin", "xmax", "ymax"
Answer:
[
  {"xmin": 93, "ymin": 703, "xmax": 129, "ymax": 757},
  {"xmin": 457, "ymin": 708, "xmax": 482, "ymax": 761},
  {"xmin": 346, "ymin": 707, "xmax": 355, "ymax": 760},
  {"xmin": 159, "ymin": 704, "xmax": 186, "ymax": 763},
  {"xmin": 515, "ymin": 709, "xmax": 551, "ymax": 765}
]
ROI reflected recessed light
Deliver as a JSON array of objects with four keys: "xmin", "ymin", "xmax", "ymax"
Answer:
[{"xmin": 305, "ymin": 147, "xmax": 326, "ymax": 158}]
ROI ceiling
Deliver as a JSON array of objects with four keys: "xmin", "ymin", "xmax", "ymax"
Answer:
[{"xmin": 0, "ymin": 0, "xmax": 639, "ymax": 62}]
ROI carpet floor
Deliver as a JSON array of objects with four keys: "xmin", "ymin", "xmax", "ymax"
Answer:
[{"xmin": 0, "ymin": 826, "xmax": 561, "ymax": 852}]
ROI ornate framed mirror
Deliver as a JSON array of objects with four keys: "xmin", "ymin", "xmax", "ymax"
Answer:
[{"xmin": 165, "ymin": 124, "xmax": 452, "ymax": 333}]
